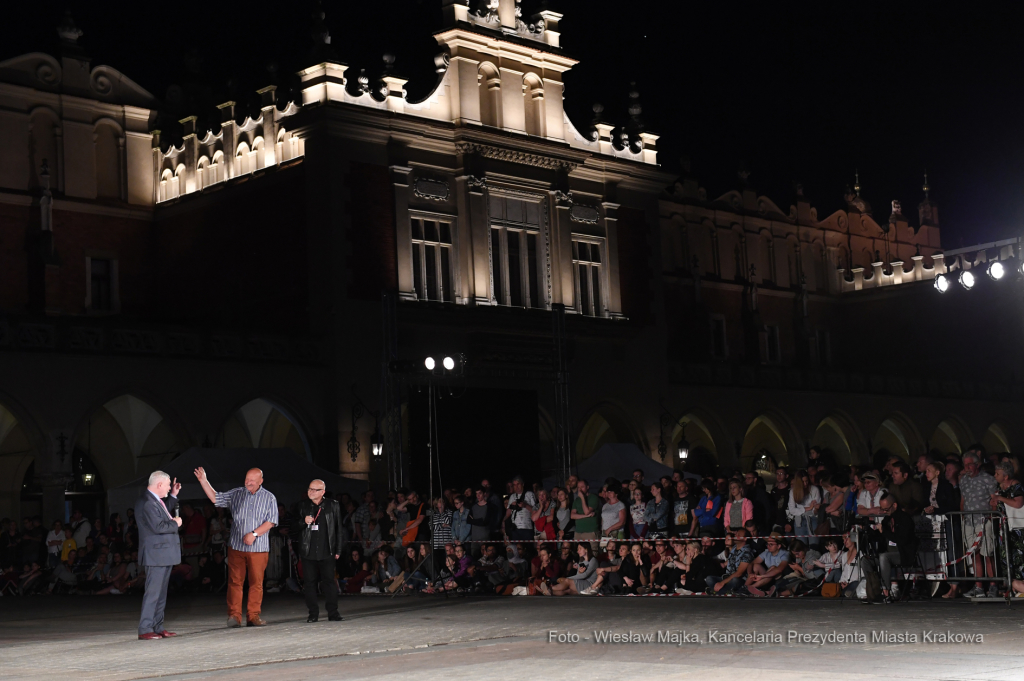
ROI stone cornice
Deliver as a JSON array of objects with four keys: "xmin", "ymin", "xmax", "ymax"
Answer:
[{"xmin": 455, "ymin": 141, "xmax": 577, "ymax": 171}]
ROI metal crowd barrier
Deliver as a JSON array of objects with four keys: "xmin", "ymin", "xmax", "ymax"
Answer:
[{"xmin": 903, "ymin": 510, "xmax": 1012, "ymax": 592}]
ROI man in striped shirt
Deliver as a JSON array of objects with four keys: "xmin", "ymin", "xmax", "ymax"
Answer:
[{"xmin": 194, "ymin": 466, "xmax": 278, "ymax": 628}]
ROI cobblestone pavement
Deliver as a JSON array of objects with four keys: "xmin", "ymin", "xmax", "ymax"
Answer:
[{"xmin": 1, "ymin": 593, "xmax": 1022, "ymax": 680}]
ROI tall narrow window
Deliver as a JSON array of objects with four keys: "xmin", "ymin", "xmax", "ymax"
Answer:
[
  {"xmin": 411, "ymin": 217, "xmax": 455, "ymax": 302},
  {"xmin": 90, "ymin": 259, "xmax": 112, "ymax": 311},
  {"xmin": 766, "ymin": 325, "xmax": 781, "ymax": 364},
  {"xmin": 489, "ymin": 195, "xmax": 545, "ymax": 309},
  {"xmin": 572, "ymin": 238, "xmax": 603, "ymax": 317},
  {"xmin": 711, "ymin": 317, "xmax": 728, "ymax": 359}
]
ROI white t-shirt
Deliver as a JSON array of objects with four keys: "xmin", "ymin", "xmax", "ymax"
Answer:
[
  {"xmin": 857, "ymin": 488, "xmax": 887, "ymax": 520},
  {"xmin": 601, "ymin": 500, "xmax": 625, "ymax": 531},
  {"xmin": 507, "ymin": 492, "xmax": 537, "ymax": 530},
  {"xmin": 45, "ymin": 530, "xmax": 63, "ymax": 555}
]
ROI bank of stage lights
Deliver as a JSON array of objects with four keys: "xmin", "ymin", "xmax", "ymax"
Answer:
[
  {"xmin": 424, "ymin": 355, "xmax": 462, "ymax": 373},
  {"xmin": 934, "ymin": 260, "xmax": 1008, "ymax": 293}
]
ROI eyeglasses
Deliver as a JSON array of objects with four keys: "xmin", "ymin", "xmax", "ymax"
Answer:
[{"xmin": 308, "ymin": 487, "xmax": 325, "ymax": 492}]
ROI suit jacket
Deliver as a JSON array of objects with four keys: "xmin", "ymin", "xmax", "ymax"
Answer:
[{"xmin": 136, "ymin": 490, "xmax": 182, "ymax": 568}]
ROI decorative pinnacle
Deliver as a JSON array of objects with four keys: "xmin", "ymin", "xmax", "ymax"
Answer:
[
  {"xmin": 922, "ymin": 171, "xmax": 930, "ymax": 199},
  {"xmin": 627, "ymin": 82, "xmax": 642, "ymax": 118},
  {"xmin": 57, "ymin": 10, "xmax": 83, "ymax": 43}
]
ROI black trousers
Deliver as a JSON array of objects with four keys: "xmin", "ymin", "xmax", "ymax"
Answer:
[{"xmin": 302, "ymin": 556, "xmax": 338, "ymax": 618}]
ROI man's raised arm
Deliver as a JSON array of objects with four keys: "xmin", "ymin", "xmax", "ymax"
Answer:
[{"xmin": 194, "ymin": 467, "xmax": 218, "ymax": 504}]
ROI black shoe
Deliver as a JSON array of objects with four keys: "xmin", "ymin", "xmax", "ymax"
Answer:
[
  {"xmin": 307, "ymin": 615, "xmax": 318, "ymax": 623},
  {"xmin": 327, "ymin": 613, "xmax": 343, "ymax": 622}
]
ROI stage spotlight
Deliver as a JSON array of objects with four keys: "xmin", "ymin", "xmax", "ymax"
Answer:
[
  {"xmin": 959, "ymin": 270, "xmax": 976, "ymax": 290},
  {"xmin": 424, "ymin": 357, "xmax": 436, "ymax": 370},
  {"xmin": 987, "ymin": 261, "xmax": 1005, "ymax": 281},
  {"xmin": 934, "ymin": 274, "xmax": 950, "ymax": 293},
  {"xmin": 443, "ymin": 356, "xmax": 455, "ymax": 371}
]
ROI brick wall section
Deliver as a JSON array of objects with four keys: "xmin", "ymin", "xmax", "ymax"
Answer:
[
  {"xmin": 150, "ymin": 167, "xmax": 309, "ymax": 333},
  {"xmin": 616, "ymin": 206, "xmax": 654, "ymax": 325},
  {"xmin": 345, "ymin": 163, "xmax": 397, "ymax": 301}
]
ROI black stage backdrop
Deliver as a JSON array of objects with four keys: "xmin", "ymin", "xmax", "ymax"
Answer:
[{"xmin": 408, "ymin": 387, "xmax": 540, "ymax": 495}]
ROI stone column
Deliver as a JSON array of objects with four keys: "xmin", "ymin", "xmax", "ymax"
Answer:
[{"xmin": 37, "ymin": 472, "xmax": 72, "ymax": 525}]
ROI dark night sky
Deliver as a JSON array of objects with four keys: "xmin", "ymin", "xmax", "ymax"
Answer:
[{"xmin": 4, "ymin": 1, "xmax": 1024, "ymax": 248}]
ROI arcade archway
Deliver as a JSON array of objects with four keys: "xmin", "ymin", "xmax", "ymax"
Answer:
[
  {"xmin": 575, "ymin": 403, "xmax": 642, "ymax": 462},
  {"xmin": 0, "ymin": 402, "xmax": 38, "ymax": 522},
  {"xmin": 219, "ymin": 398, "xmax": 309, "ymax": 459}
]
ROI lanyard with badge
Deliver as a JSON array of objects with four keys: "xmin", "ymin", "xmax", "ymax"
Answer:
[{"xmin": 309, "ymin": 506, "xmax": 322, "ymax": 531}]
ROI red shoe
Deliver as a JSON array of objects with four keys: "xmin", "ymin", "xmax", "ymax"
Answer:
[
  {"xmin": 138, "ymin": 632, "xmax": 163, "ymax": 640},
  {"xmin": 158, "ymin": 631, "xmax": 177, "ymax": 637}
]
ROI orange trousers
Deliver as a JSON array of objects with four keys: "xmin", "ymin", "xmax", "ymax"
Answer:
[{"xmin": 226, "ymin": 548, "xmax": 269, "ymax": 622}]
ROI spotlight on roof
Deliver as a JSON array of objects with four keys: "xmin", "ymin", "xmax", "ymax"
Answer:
[
  {"xmin": 933, "ymin": 274, "xmax": 950, "ymax": 293},
  {"xmin": 987, "ymin": 261, "xmax": 1005, "ymax": 281},
  {"xmin": 443, "ymin": 356, "xmax": 455, "ymax": 371},
  {"xmin": 959, "ymin": 270, "xmax": 976, "ymax": 290},
  {"xmin": 424, "ymin": 357, "xmax": 436, "ymax": 371}
]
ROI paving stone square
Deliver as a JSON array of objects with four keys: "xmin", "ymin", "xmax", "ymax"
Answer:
[{"xmin": 1, "ymin": 593, "xmax": 1022, "ymax": 680}]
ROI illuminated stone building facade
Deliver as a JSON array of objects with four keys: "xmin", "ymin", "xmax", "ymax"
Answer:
[{"xmin": 0, "ymin": 1, "xmax": 1019, "ymax": 523}]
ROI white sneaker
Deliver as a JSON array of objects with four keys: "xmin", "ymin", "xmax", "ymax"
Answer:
[
  {"xmin": 579, "ymin": 587, "xmax": 596, "ymax": 595},
  {"xmin": 109, "ymin": 588, "xmax": 121, "ymax": 595},
  {"xmin": 965, "ymin": 586, "xmax": 984, "ymax": 598},
  {"xmin": 675, "ymin": 588, "xmax": 693, "ymax": 595}
]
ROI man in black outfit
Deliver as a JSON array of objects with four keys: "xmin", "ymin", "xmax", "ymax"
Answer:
[
  {"xmin": 859, "ymin": 493, "xmax": 919, "ymax": 602},
  {"xmin": 298, "ymin": 479, "xmax": 344, "ymax": 623}
]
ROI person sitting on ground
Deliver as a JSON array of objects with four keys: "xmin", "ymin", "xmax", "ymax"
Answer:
[
  {"xmin": 723, "ymin": 479, "xmax": 753, "ymax": 534},
  {"xmin": 96, "ymin": 552, "xmax": 129, "ymax": 595},
  {"xmin": 813, "ymin": 537, "xmax": 845, "ymax": 585},
  {"xmin": 558, "ymin": 541, "xmax": 578, "ymax": 576},
  {"xmin": 370, "ymin": 546, "xmax": 403, "ymax": 592},
  {"xmin": 776, "ymin": 539, "xmax": 823, "ymax": 596},
  {"xmin": 586, "ymin": 541, "xmax": 629, "ymax": 594},
  {"xmin": 744, "ymin": 532, "xmax": 792, "ymax": 597},
  {"xmin": 48, "ymin": 549, "xmax": 79, "ymax": 592},
  {"xmin": 651, "ymin": 539, "xmax": 687, "ymax": 593},
  {"xmin": 705, "ymin": 530, "xmax": 754, "ymax": 594},
  {"xmin": 197, "ymin": 552, "xmax": 227, "ymax": 592},
  {"xmin": 678, "ymin": 540, "xmax": 708, "ymax": 593},
  {"xmin": 552, "ymin": 543, "xmax": 598, "ymax": 595},
  {"xmin": 18, "ymin": 562, "xmax": 44, "ymax": 594},
  {"xmin": 441, "ymin": 543, "xmax": 473, "ymax": 591},
  {"xmin": 530, "ymin": 544, "xmax": 563, "ymax": 595},
  {"xmin": 470, "ymin": 543, "xmax": 516, "ymax": 593},
  {"xmin": 617, "ymin": 542, "xmax": 650, "ymax": 594},
  {"xmin": 839, "ymin": 532, "xmax": 861, "ymax": 598}
]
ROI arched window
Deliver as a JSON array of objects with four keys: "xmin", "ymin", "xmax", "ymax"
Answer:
[
  {"xmin": 197, "ymin": 156, "xmax": 210, "ymax": 189},
  {"xmin": 236, "ymin": 142, "xmax": 250, "ymax": 176},
  {"xmin": 478, "ymin": 63, "xmax": 502, "ymax": 128},
  {"xmin": 211, "ymin": 150, "xmax": 224, "ymax": 185},
  {"xmin": 158, "ymin": 167, "xmax": 178, "ymax": 202},
  {"xmin": 523, "ymin": 74, "xmax": 545, "ymax": 137}
]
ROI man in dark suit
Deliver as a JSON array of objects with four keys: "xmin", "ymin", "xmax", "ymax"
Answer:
[{"xmin": 136, "ymin": 471, "xmax": 183, "ymax": 640}]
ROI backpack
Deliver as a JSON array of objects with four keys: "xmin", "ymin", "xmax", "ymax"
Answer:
[{"xmin": 864, "ymin": 569, "xmax": 882, "ymax": 602}]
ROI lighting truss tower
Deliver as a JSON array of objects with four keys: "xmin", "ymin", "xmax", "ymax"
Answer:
[
  {"xmin": 552, "ymin": 303, "xmax": 575, "ymax": 483},
  {"xmin": 380, "ymin": 290, "xmax": 403, "ymax": 489}
]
